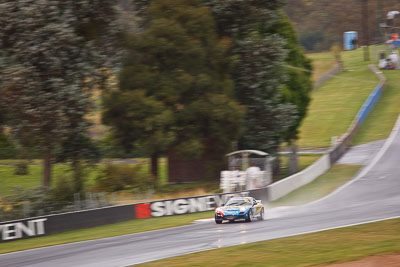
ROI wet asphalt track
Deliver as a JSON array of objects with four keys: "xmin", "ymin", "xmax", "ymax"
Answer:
[{"xmin": 1, "ymin": 118, "xmax": 400, "ymax": 266}]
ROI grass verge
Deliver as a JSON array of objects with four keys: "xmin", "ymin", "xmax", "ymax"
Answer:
[
  {"xmin": 0, "ymin": 158, "xmax": 167, "ymax": 196},
  {"xmin": 141, "ymin": 218, "xmax": 400, "ymax": 267},
  {"xmin": 299, "ymin": 48, "xmax": 378, "ymax": 149},
  {"xmin": 275, "ymin": 154, "xmax": 321, "ymax": 181},
  {"xmin": 270, "ymin": 164, "xmax": 361, "ymax": 207},
  {"xmin": 0, "ymin": 211, "xmax": 214, "ymax": 254},
  {"xmin": 307, "ymin": 51, "xmax": 336, "ymax": 82},
  {"xmin": 0, "ymin": 165, "xmax": 99, "ymax": 196}
]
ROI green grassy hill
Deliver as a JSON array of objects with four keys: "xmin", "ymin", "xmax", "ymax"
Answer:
[
  {"xmin": 299, "ymin": 48, "xmax": 379, "ymax": 149},
  {"xmin": 307, "ymin": 51, "xmax": 336, "ymax": 82}
]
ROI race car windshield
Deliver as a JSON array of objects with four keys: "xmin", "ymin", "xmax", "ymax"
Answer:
[{"xmin": 225, "ymin": 199, "xmax": 251, "ymax": 206}]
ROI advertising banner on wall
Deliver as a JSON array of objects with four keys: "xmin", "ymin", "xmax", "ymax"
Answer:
[
  {"xmin": 0, "ymin": 204, "xmax": 136, "ymax": 242},
  {"xmin": 136, "ymin": 191, "xmax": 251, "ymax": 218}
]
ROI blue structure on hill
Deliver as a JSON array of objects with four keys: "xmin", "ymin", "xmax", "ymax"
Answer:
[{"xmin": 344, "ymin": 31, "xmax": 358, "ymax": 50}]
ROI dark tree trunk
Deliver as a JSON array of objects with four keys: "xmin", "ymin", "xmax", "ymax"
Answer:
[
  {"xmin": 272, "ymin": 154, "xmax": 280, "ymax": 179},
  {"xmin": 167, "ymin": 140, "xmax": 225, "ymax": 183},
  {"xmin": 288, "ymin": 142, "xmax": 299, "ymax": 175},
  {"xmin": 168, "ymin": 148, "xmax": 206, "ymax": 183},
  {"xmin": 150, "ymin": 151, "xmax": 159, "ymax": 183},
  {"xmin": 43, "ymin": 146, "xmax": 52, "ymax": 188}
]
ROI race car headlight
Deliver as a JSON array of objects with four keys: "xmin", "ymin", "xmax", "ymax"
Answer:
[
  {"xmin": 240, "ymin": 207, "xmax": 246, "ymax": 212},
  {"xmin": 216, "ymin": 208, "xmax": 224, "ymax": 215}
]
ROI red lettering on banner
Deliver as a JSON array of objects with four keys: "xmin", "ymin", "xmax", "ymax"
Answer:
[{"xmin": 135, "ymin": 204, "xmax": 151, "ymax": 218}]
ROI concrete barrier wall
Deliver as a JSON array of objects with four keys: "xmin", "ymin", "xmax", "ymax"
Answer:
[
  {"xmin": 267, "ymin": 155, "xmax": 331, "ymax": 201},
  {"xmin": 328, "ymin": 120, "xmax": 359, "ymax": 164}
]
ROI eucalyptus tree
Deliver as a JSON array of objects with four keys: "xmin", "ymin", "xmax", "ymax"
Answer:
[
  {"xmin": 208, "ymin": 0, "xmax": 298, "ymax": 155},
  {"xmin": 265, "ymin": 12, "xmax": 313, "ymax": 173},
  {"xmin": 0, "ymin": 0, "xmax": 120, "ymax": 187},
  {"xmin": 104, "ymin": 0, "xmax": 245, "ymax": 182}
]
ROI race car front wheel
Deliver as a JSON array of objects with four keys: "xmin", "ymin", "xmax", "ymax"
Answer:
[
  {"xmin": 215, "ymin": 219, "xmax": 223, "ymax": 224},
  {"xmin": 245, "ymin": 209, "xmax": 253, "ymax": 222}
]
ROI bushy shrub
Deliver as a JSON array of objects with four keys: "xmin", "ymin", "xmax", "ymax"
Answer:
[
  {"xmin": 50, "ymin": 175, "xmax": 76, "ymax": 208},
  {"xmin": 0, "ymin": 186, "xmax": 57, "ymax": 220},
  {"xmin": 0, "ymin": 180, "xmax": 99, "ymax": 221},
  {"xmin": 13, "ymin": 161, "xmax": 29, "ymax": 175},
  {"xmin": 95, "ymin": 164, "xmax": 152, "ymax": 192}
]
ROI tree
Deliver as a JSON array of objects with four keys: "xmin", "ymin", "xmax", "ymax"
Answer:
[
  {"xmin": 207, "ymin": 0, "xmax": 284, "ymax": 39},
  {"xmin": 103, "ymin": 90, "xmax": 174, "ymax": 181},
  {"xmin": 208, "ymin": 0, "xmax": 298, "ymax": 156},
  {"xmin": 0, "ymin": 0, "xmax": 119, "ymax": 187},
  {"xmin": 0, "ymin": 133, "xmax": 17, "ymax": 159},
  {"xmin": 104, "ymin": 0, "xmax": 245, "ymax": 182},
  {"xmin": 56, "ymin": 133, "xmax": 101, "ymax": 193},
  {"xmin": 265, "ymin": 12, "xmax": 313, "ymax": 173},
  {"xmin": 233, "ymin": 35, "xmax": 297, "ymax": 153}
]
